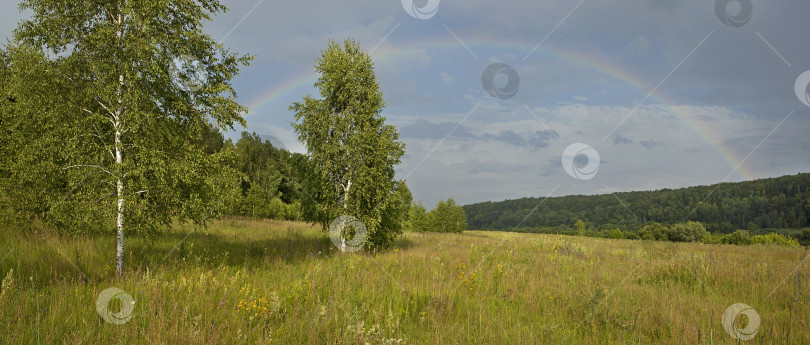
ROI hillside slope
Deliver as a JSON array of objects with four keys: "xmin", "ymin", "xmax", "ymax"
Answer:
[{"xmin": 463, "ymin": 173, "xmax": 810, "ymax": 232}]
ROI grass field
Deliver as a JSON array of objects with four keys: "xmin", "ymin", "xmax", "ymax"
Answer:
[{"xmin": 0, "ymin": 218, "xmax": 808, "ymax": 344}]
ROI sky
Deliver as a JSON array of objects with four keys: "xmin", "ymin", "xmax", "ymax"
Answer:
[{"xmin": 2, "ymin": 0, "xmax": 809, "ymax": 207}]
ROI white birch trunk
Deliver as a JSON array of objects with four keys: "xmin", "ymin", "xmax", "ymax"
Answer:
[
  {"xmin": 114, "ymin": 12, "xmax": 125, "ymax": 276},
  {"xmin": 114, "ymin": 96, "xmax": 124, "ymax": 276},
  {"xmin": 340, "ymin": 180, "xmax": 352, "ymax": 252},
  {"xmin": 115, "ymin": 127, "xmax": 124, "ymax": 276}
]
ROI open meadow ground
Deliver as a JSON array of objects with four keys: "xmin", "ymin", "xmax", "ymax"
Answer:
[{"xmin": 0, "ymin": 218, "xmax": 808, "ymax": 344}]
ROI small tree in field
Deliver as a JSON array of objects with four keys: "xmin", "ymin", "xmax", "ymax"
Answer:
[
  {"xmin": 575, "ymin": 219, "xmax": 586, "ymax": 237},
  {"xmin": 291, "ymin": 38, "xmax": 406, "ymax": 250},
  {"xmin": 406, "ymin": 201, "xmax": 428, "ymax": 231},
  {"xmin": 429, "ymin": 198, "xmax": 466, "ymax": 233},
  {"xmin": 2, "ymin": 0, "xmax": 251, "ymax": 276}
]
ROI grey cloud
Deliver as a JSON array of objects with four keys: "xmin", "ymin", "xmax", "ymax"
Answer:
[
  {"xmin": 482, "ymin": 130, "xmax": 559, "ymax": 148},
  {"xmin": 401, "ymin": 119, "xmax": 558, "ymax": 149},
  {"xmin": 612, "ymin": 134, "xmax": 664, "ymax": 149},
  {"xmin": 640, "ymin": 140, "xmax": 665, "ymax": 149},
  {"xmin": 528, "ymin": 130, "xmax": 560, "ymax": 149},
  {"xmin": 613, "ymin": 134, "xmax": 635, "ymax": 145},
  {"xmin": 486, "ymin": 130, "xmax": 525, "ymax": 147}
]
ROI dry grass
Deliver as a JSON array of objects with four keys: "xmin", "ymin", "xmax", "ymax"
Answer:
[{"xmin": 0, "ymin": 218, "xmax": 807, "ymax": 344}]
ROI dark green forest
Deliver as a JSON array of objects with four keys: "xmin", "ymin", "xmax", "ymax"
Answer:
[{"xmin": 463, "ymin": 173, "xmax": 810, "ymax": 234}]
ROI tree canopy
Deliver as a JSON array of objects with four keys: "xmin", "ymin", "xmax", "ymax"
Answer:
[
  {"xmin": 464, "ymin": 173, "xmax": 810, "ymax": 233},
  {"xmin": 0, "ymin": 0, "xmax": 251, "ymax": 276},
  {"xmin": 290, "ymin": 38, "xmax": 406, "ymax": 250}
]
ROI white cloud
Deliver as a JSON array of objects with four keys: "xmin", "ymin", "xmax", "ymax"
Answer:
[{"xmin": 395, "ymin": 103, "xmax": 808, "ymax": 205}]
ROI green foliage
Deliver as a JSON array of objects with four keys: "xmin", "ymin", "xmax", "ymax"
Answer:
[
  {"xmin": 430, "ymin": 198, "xmax": 467, "ymax": 233},
  {"xmin": 379, "ymin": 181, "xmax": 413, "ymax": 236},
  {"xmin": 668, "ymin": 221, "xmax": 708, "ymax": 242},
  {"xmin": 1, "ymin": 0, "xmax": 251, "ymax": 275},
  {"xmin": 234, "ymin": 132, "xmax": 283, "ymax": 201},
  {"xmin": 608, "ymin": 228, "xmax": 624, "ymax": 239},
  {"xmin": 406, "ymin": 201, "xmax": 429, "ymax": 232},
  {"xmin": 222, "ymin": 132, "xmax": 302, "ymax": 221},
  {"xmin": 290, "ymin": 38, "xmax": 406, "ymax": 250},
  {"xmin": 414, "ymin": 198, "xmax": 467, "ymax": 233},
  {"xmin": 464, "ymin": 173, "xmax": 810, "ymax": 231},
  {"xmin": 702, "ymin": 230, "xmax": 799, "ymax": 246},
  {"xmin": 575, "ymin": 219, "xmax": 585, "ymax": 237},
  {"xmin": 639, "ymin": 222, "xmax": 669, "ymax": 241}
]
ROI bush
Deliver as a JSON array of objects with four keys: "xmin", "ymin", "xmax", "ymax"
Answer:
[
  {"xmin": 669, "ymin": 221, "xmax": 708, "ymax": 242},
  {"xmin": 723, "ymin": 230, "xmax": 752, "ymax": 245},
  {"xmin": 608, "ymin": 228, "xmax": 624, "ymax": 239},
  {"xmin": 639, "ymin": 222, "xmax": 669, "ymax": 241},
  {"xmin": 699, "ymin": 230, "xmax": 798, "ymax": 247},
  {"xmin": 409, "ymin": 198, "xmax": 467, "ymax": 233},
  {"xmin": 750, "ymin": 232, "xmax": 799, "ymax": 246},
  {"xmin": 428, "ymin": 198, "xmax": 467, "ymax": 233}
]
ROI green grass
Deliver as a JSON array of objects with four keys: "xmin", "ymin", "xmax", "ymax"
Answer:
[{"xmin": 0, "ymin": 218, "xmax": 808, "ymax": 344}]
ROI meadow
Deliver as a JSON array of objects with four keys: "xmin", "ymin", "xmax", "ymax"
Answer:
[{"xmin": 0, "ymin": 218, "xmax": 807, "ymax": 344}]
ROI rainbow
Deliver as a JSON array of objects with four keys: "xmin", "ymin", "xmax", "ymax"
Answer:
[{"xmin": 245, "ymin": 36, "xmax": 754, "ymax": 181}]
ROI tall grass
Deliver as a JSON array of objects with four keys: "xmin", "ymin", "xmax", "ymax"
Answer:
[{"xmin": 0, "ymin": 218, "xmax": 807, "ymax": 344}]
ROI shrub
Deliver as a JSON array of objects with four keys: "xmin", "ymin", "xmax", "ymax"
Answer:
[
  {"xmin": 639, "ymin": 222, "xmax": 669, "ymax": 241},
  {"xmin": 723, "ymin": 230, "xmax": 752, "ymax": 245},
  {"xmin": 669, "ymin": 221, "xmax": 708, "ymax": 242},
  {"xmin": 428, "ymin": 198, "xmax": 466, "ymax": 233},
  {"xmin": 406, "ymin": 202, "xmax": 428, "ymax": 232},
  {"xmin": 750, "ymin": 232, "xmax": 799, "ymax": 247}
]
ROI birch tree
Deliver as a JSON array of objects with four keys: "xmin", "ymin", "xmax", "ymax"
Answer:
[
  {"xmin": 290, "ymin": 38, "xmax": 406, "ymax": 250},
  {"xmin": 4, "ymin": 0, "xmax": 250, "ymax": 276}
]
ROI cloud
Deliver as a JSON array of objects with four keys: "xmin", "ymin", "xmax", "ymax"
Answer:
[
  {"xmin": 401, "ymin": 119, "xmax": 559, "ymax": 149},
  {"xmin": 639, "ymin": 140, "xmax": 665, "ymax": 149},
  {"xmin": 396, "ymin": 102, "xmax": 808, "ymax": 206},
  {"xmin": 613, "ymin": 134, "xmax": 634, "ymax": 145}
]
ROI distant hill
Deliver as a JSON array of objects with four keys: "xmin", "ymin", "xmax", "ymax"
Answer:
[{"xmin": 463, "ymin": 173, "xmax": 810, "ymax": 233}]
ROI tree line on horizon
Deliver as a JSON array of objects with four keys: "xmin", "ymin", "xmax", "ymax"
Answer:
[{"xmin": 463, "ymin": 173, "xmax": 810, "ymax": 237}]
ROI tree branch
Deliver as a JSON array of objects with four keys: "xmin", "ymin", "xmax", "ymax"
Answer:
[{"xmin": 62, "ymin": 164, "xmax": 113, "ymax": 176}]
